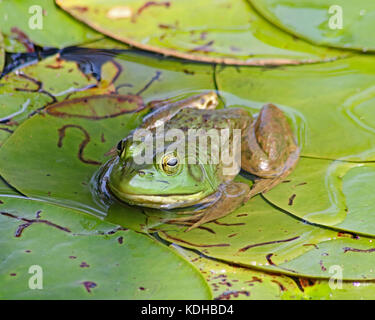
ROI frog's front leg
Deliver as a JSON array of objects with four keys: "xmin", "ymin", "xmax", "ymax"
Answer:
[
  {"xmin": 242, "ymin": 104, "xmax": 300, "ymax": 195},
  {"xmin": 169, "ymin": 182, "xmax": 250, "ymax": 231}
]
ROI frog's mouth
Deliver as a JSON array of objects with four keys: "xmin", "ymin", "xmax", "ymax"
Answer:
[{"xmin": 110, "ymin": 187, "xmax": 208, "ymax": 209}]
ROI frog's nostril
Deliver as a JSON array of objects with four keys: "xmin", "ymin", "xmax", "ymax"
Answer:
[{"xmin": 138, "ymin": 170, "xmax": 146, "ymax": 176}]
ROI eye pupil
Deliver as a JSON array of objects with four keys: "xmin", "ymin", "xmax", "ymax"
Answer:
[
  {"xmin": 117, "ymin": 140, "xmax": 123, "ymax": 151},
  {"xmin": 167, "ymin": 158, "xmax": 178, "ymax": 166}
]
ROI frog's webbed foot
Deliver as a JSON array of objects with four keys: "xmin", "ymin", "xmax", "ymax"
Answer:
[
  {"xmin": 169, "ymin": 182, "xmax": 250, "ymax": 232},
  {"xmin": 242, "ymin": 104, "xmax": 300, "ymax": 196}
]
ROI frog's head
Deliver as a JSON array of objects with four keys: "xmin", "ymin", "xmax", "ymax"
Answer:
[{"xmin": 107, "ymin": 136, "xmax": 219, "ymax": 209}]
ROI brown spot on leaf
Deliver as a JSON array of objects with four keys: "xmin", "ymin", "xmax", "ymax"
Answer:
[
  {"xmin": 319, "ymin": 260, "xmax": 327, "ymax": 271},
  {"xmin": 228, "ymin": 233, "xmax": 238, "ymax": 238},
  {"xmin": 215, "ymin": 290, "xmax": 250, "ymax": 300},
  {"xmin": 1, "ymin": 212, "xmax": 71, "ymax": 237},
  {"xmin": 47, "ymin": 95, "xmax": 144, "ymax": 119},
  {"xmin": 82, "ymin": 281, "xmax": 97, "ymax": 293},
  {"xmin": 136, "ymin": 71, "xmax": 162, "ymax": 96},
  {"xmin": 161, "ymin": 231, "xmax": 230, "ymax": 248},
  {"xmin": 296, "ymin": 182, "xmax": 307, "ymax": 186},
  {"xmin": 72, "ymin": 6, "xmax": 88, "ymax": 13},
  {"xmin": 10, "ymin": 27, "xmax": 35, "ymax": 53},
  {"xmin": 57, "ymin": 124, "xmax": 101, "ymax": 166},
  {"xmin": 213, "ymin": 221, "xmax": 245, "ymax": 226},
  {"xmin": 188, "ymin": 40, "xmax": 214, "ymax": 53},
  {"xmin": 101, "ymin": 133, "xmax": 106, "ymax": 143},
  {"xmin": 343, "ymin": 246, "xmax": 375, "ymax": 253},
  {"xmin": 133, "ymin": 1, "xmax": 171, "ymax": 22},
  {"xmin": 271, "ymin": 280, "xmax": 286, "ymax": 291},
  {"xmin": 239, "ymin": 236, "xmax": 300, "ymax": 252},
  {"xmin": 80, "ymin": 262, "xmax": 90, "ymax": 268},
  {"xmin": 288, "ymin": 194, "xmax": 296, "ymax": 205}
]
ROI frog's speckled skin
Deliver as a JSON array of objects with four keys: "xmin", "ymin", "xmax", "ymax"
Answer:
[{"xmin": 102, "ymin": 92, "xmax": 300, "ymax": 230}]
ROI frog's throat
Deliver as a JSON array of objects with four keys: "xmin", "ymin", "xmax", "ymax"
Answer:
[{"xmin": 111, "ymin": 189, "xmax": 209, "ymax": 209}]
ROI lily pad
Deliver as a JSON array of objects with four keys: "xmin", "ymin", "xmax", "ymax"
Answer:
[
  {"xmin": 263, "ymin": 157, "xmax": 375, "ymax": 237},
  {"xmin": 157, "ymin": 192, "xmax": 375, "ymax": 280},
  {"xmin": 250, "ymin": 0, "xmax": 375, "ymax": 52},
  {"xmin": 175, "ymin": 246, "xmax": 375, "ymax": 300},
  {"xmin": 216, "ymin": 55, "xmax": 375, "ymax": 161},
  {"xmin": 0, "ymin": 31, "xmax": 4, "ymax": 73},
  {"xmin": 0, "ymin": 0, "xmax": 100, "ymax": 50},
  {"xmin": 0, "ymin": 195, "xmax": 211, "ymax": 299},
  {"xmin": 56, "ymin": 0, "xmax": 347, "ymax": 65}
]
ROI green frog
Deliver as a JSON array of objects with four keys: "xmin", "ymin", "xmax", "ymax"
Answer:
[{"xmin": 101, "ymin": 92, "xmax": 299, "ymax": 231}]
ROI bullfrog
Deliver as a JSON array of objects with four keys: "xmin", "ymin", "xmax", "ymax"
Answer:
[{"xmin": 101, "ymin": 92, "xmax": 299, "ymax": 231}]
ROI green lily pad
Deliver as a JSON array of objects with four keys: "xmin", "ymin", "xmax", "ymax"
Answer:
[
  {"xmin": 0, "ymin": 31, "xmax": 4, "ymax": 73},
  {"xmin": 0, "ymin": 0, "xmax": 100, "ymax": 50},
  {"xmin": 216, "ymin": 55, "xmax": 375, "ymax": 161},
  {"xmin": 56, "ymin": 0, "xmax": 347, "ymax": 65},
  {"xmin": 250, "ymin": 0, "xmax": 375, "ymax": 52},
  {"xmin": 175, "ymin": 246, "xmax": 375, "ymax": 300},
  {"xmin": 157, "ymin": 193, "xmax": 375, "ymax": 280},
  {"xmin": 0, "ymin": 195, "xmax": 211, "ymax": 299},
  {"xmin": 263, "ymin": 157, "xmax": 375, "ymax": 237}
]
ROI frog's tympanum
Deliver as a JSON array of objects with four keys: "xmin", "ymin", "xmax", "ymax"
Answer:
[{"xmin": 99, "ymin": 92, "xmax": 300, "ymax": 231}]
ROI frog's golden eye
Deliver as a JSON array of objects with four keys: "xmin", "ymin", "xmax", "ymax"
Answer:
[{"xmin": 161, "ymin": 153, "xmax": 180, "ymax": 175}]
